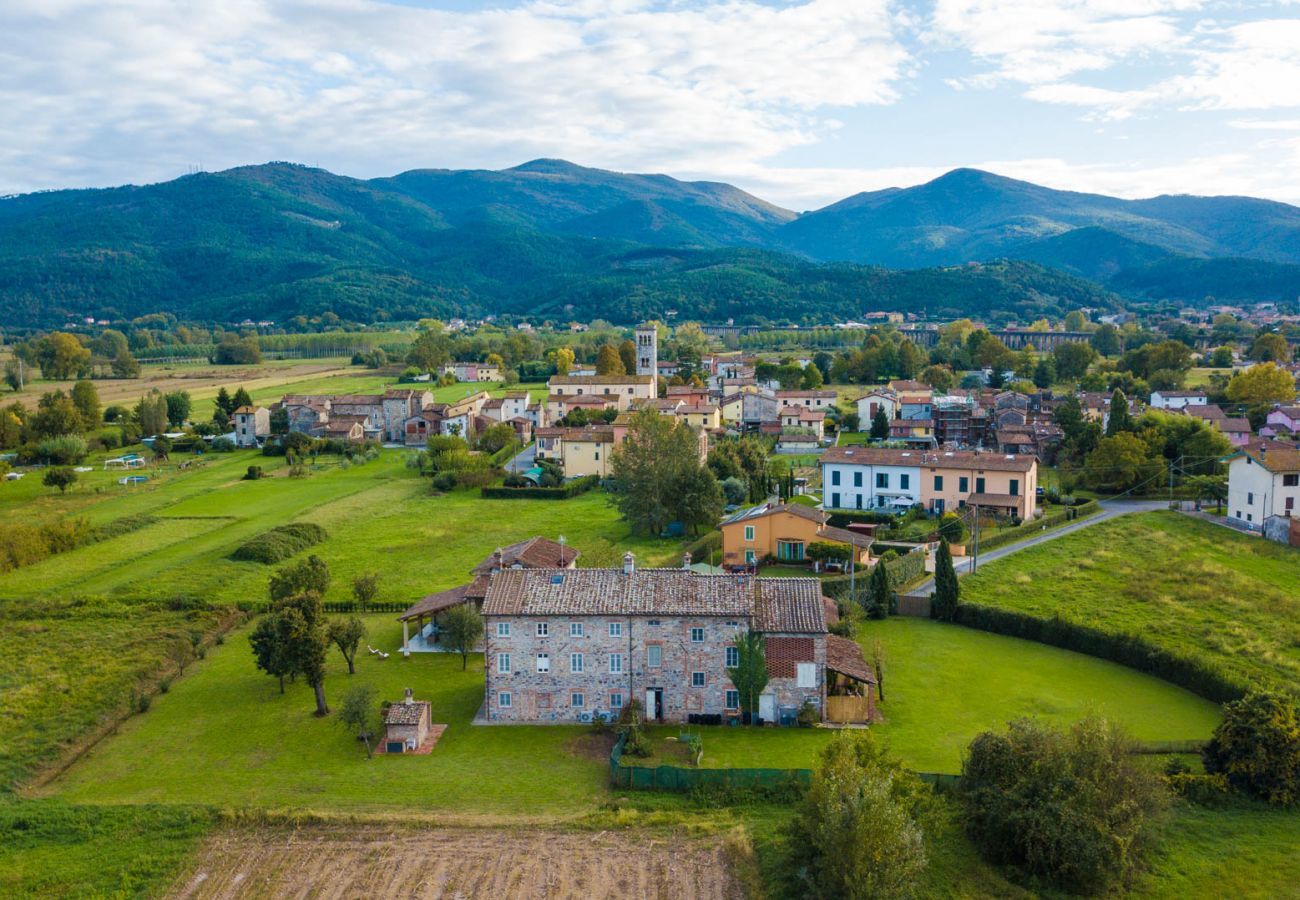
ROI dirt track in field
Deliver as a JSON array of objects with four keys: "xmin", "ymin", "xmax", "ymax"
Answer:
[{"xmin": 170, "ymin": 825, "xmax": 745, "ymax": 900}]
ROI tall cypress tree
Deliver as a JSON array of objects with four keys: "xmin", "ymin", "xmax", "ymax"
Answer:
[
  {"xmin": 1105, "ymin": 389, "xmax": 1133, "ymax": 436},
  {"xmin": 932, "ymin": 538, "xmax": 959, "ymax": 622},
  {"xmin": 870, "ymin": 407, "xmax": 891, "ymax": 441}
]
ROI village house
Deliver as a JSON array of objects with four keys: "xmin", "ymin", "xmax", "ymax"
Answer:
[
  {"xmin": 441, "ymin": 362, "xmax": 501, "ymax": 382},
  {"xmin": 481, "ymin": 556, "xmax": 874, "ymax": 724},
  {"xmin": 1181, "ymin": 405, "xmax": 1252, "ymax": 447},
  {"xmin": 855, "ymin": 389, "xmax": 897, "ymax": 426},
  {"xmin": 1226, "ymin": 443, "xmax": 1300, "ymax": 530},
  {"xmin": 897, "ymin": 392, "xmax": 934, "ymax": 421},
  {"xmin": 397, "ymin": 537, "xmax": 579, "ymax": 653},
  {"xmin": 889, "ymin": 417, "xmax": 935, "ymax": 448},
  {"xmin": 546, "ymin": 374, "xmax": 656, "ymax": 410},
  {"xmin": 779, "ymin": 406, "xmax": 826, "ymax": 441},
  {"xmin": 775, "ymin": 389, "xmax": 837, "ymax": 410},
  {"xmin": 545, "ymin": 393, "xmax": 618, "ymax": 424},
  {"xmin": 232, "ymin": 405, "xmax": 270, "ymax": 447},
  {"xmin": 381, "ymin": 390, "xmax": 433, "ymax": 442},
  {"xmin": 533, "ymin": 426, "xmax": 616, "ymax": 478},
  {"xmin": 821, "ymin": 446, "xmax": 1038, "ymax": 520},
  {"xmin": 1261, "ymin": 406, "xmax": 1300, "ymax": 438},
  {"xmin": 720, "ymin": 501, "xmax": 873, "ymax": 568},
  {"xmin": 1150, "ymin": 389, "xmax": 1208, "ymax": 410}
]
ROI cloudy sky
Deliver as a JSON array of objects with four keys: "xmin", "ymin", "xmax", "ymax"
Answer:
[{"xmin": 3, "ymin": 0, "xmax": 1299, "ymax": 210}]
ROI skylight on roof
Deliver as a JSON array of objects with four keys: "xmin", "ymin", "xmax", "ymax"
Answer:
[{"xmin": 550, "ymin": 574, "xmax": 565, "ymax": 584}]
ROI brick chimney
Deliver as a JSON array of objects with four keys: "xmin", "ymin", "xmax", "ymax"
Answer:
[
  {"xmin": 623, "ymin": 551, "xmax": 635, "ymax": 576},
  {"xmin": 682, "ymin": 552, "xmax": 692, "ymax": 570}
]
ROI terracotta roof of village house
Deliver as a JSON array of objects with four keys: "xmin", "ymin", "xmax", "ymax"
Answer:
[
  {"xmin": 232, "ymin": 405, "xmax": 263, "ymax": 414},
  {"xmin": 483, "ymin": 568, "xmax": 826, "ymax": 633},
  {"xmin": 816, "ymin": 525, "xmax": 875, "ymax": 549},
  {"xmin": 532, "ymin": 426, "xmax": 615, "ymax": 442},
  {"xmin": 1235, "ymin": 445, "xmax": 1300, "ymax": 473},
  {"xmin": 888, "ymin": 380, "xmax": 930, "ymax": 392},
  {"xmin": 967, "ymin": 493, "xmax": 1022, "ymax": 507},
  {"xmin": 826, "ymin": 635, "xmax": 876, "ymax": 684},
  {"xmin": 397, "ymin": 584, "xmax": 471, "ymax": 621},
  {"xmin": 550, "ymin": 374, "xmax": 654, "ymax": 385},
  {"xmin": 821, "ymin": 447, "xmax": 1036, "ymax": 472},
  {"xmin": 384, "ymin": 699, "xmax": 430, "ymax": 725},
  {"xmin": 383, "ymin": 389, "xmax": 425, "ymax": 399},
  {"xmin": 470, "ymin": 536, "xmax": 580, "ymax": 575}
]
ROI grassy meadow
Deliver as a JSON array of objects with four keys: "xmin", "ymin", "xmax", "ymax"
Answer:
[{"xmin": 961, "ymin": 511, "xmax": 1300, "ymax": 695}]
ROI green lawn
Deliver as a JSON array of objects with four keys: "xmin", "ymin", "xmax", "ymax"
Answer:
[
  {"xmin": 856, "ymin": 618, "xmax": 1221, "ymax": 773},
  {"xmin": 961, "ymin": 511, "xmax": 1300, "ymax": 695},
  {"xmin": 0, "ymin": 448, "xmax": 681, "ymax": 606},
  {"xmin": 46, "ymin": 616, "xmax": 611, "ymax": 816}
]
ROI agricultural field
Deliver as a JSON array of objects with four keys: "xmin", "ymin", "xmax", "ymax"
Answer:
[
  {"xmin": 0, "ymin": 448, "xmax": 671, "ymax": 605},
  {"xmin": 961, "ymin": 511, "xmax": 1300, "ymax": 694}
]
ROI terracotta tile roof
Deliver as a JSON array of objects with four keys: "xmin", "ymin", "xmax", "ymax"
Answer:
[
  {"xmin": 826, "ymin": 635, "xmax": 875, "ymax": 684},
  {"xmin": 1236, "ymin": 446, "xmax": 1300, "ymax": 473},
  {"xmin": 817, "ymin": 525, "xmax": 875, "ymax": 549},
  {"xmin": 330, "ymin": 394, "xmax": 385, "ymax": 405},
  {"xmin": 483, "ymin": 568, "xmax": 825, "ymax": 633},
  {"xmin": 821, "ymin": 447, "xmax": 1036, "ymax": 472},
  {"xmin": 533, "ymin": 426, "xmax": 614, "ymax": 442},
  {"xmin": 384, "ymin": 700, "xmax": 430, "ymax": 725},
  {"xmin": 776, "ymin": 390, "xmax": 837, "ymax": 399},
  {"xmin": 550, "ymin": 375, "xmax": 654, "ymax": 386},
  {"xmin": 470, "ymin": 536, "xmax": 580, "ymax": 575},
  {"xmin": 888, "ymin": 380, "xmax": 929, "ymax": 392},
  {"xmin": 967, "ymin": 492, "xmax": 1022, "ymax": 507},
  {"xmin": 397, "ymin": 584, "xmax": 470, "ymax": 621},
  {"xmin": 232, "ymin": 405, "xmax": 262, "ymax": 414}
]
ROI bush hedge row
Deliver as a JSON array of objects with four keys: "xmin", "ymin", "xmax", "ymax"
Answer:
[
  {"xmin": 230, "ymin": 523, "xmax": 328, "ymax": 564},
  {"xmin": 821, "ymin": 551, "xmax": 926, "ymax": 600},
  {"xmin": 974, "ymin": 499, "xmax": 1101, "ymax": 554},
  {"xmin": 480, "ymin": 475, "xmax": 600, "ymax": 500},
  {"xmin": 952, "ymin": 602, "xmax": 1249, "ymax": 704}
]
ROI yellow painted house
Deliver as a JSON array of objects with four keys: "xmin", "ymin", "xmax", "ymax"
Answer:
[{"xmin": 720, "ymin": 502, "xmax": 873, "ymax": 569}]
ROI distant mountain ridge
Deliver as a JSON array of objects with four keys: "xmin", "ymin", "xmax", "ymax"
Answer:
[{"xmin": 1, "ymin": 160, "xmax": 1297, "ymax": 326}]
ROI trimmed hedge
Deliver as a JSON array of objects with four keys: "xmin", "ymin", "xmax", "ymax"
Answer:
[
  {"xmin": 953, "ymin": 603, "xmax": 1249, "ymax": 704},
  {"xmin": 822, "ymin": 551, "xmax": 926, "ymax": 600},
  {"xmin": 974, "ymin": 499, "xmax": 1101, "ymax": 554},
  {"xmin": 230, "ymin": 523, "xmax": 328, "ymax": 564},
  {"xmin": 480, "ymin": 475, "xmax": 599, "ymax": 500}
]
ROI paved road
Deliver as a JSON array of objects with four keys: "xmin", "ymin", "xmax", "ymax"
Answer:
[
  {"xmin": 906, "ymin": 499, "xmax": 1167, "ymax": 596},
  {"xmin": 504, "ymin": 442, "xmax": 536, "ymax": 473}
]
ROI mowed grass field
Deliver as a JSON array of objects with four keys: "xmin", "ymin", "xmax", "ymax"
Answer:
[
  {"xmin": 962, "ymin": 511, "xmax": 1300, "ymax": 694},
  {"xmin": 0, "ymin": 447, "xmax": 675, "ymax": 605},
  {"xmin": 45, "ymin": 613, "xmax": 1220, "ymax": 814}
]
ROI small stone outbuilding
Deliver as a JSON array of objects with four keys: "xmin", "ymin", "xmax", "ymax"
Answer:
[{"xmin": 383, "ymin": 689, "xmax": 432, "ymax": 753}]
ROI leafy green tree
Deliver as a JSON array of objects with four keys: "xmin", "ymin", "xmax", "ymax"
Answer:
[
  {"xmin": 250, "ymin": 611, "xmax": 296, "ymax": 693},
  {"xmin": 231, "ymin": 387, "xmax": 252, "ymax": 409},
  {"xmin": 42, "ymin": 466, "xmax": 78, "ymax": 493},
  {"xmin": 35, "ymin": 332, "xmax": 91, "ymax": 379},
  {"xmin": 151, "ymin": 435, "xmax": 172, "ymax": 461},
  {"xmin": 327, "ymin": 616, "xmax": 367, "ymax": 675},
  {"xmin": 870, "ymin": 407, "xmax": 890, "ymax": 441},
  {"xmin": 475, "ymin": 422, "xmax": 516, "ymax": 454},
  {"xmin": 1082, "ymin": 433, "xmax": 1165, "ymax": 493},
  {"xmin": 720, "ymin": 476, "xmax": 747, "ymax": 506},
  {"xmin": 866, "ymin": 559, "xmax": 891, "ymax": 620},
  {"xmin": 279, "ymin": 592, "xmax": 330, "ymax": 716},
  {"xmin": 595, "ymin": 343, "xmax": 625, "ymax": 375},
  {"xmin": 726, "ymin": 630, "xmax": 769, "ymax": 724},
  {"xmin": 1051, "ymin": 341, "xmax": 1097, "ymax": 380},
  {"xmin": 1226, "ymin": 363, "xmax": 1296, "ymax": 406},
  {"xmin": 1064, "ymin": 309, "xmax": 1088, "ymax": 331},
  {"xmin": 440, "ymin": 603, "xmax": 484, "ymax": 671},
  {"xmin": 1203, "ymin": 691, "xmax": 1300, "ymax": 806},
  {"xmin": 618, "ymin": 339, "xmax": 637, "ymax": 374},
  {"xmin": 214, "ymin": 333, "xmax": 262, "ymax": 365},
  {"xmin": 783, "ymin": 731, "xmax": 931, "ymax": 900},
  {"xmin": 407, "ymin": 328, "xmax": 451, "ymax": 372},
  {"xmin": 1105, "ymin": 388, "xmax": 1133, "ymax": 435},
  {"xmin": 1090, "ymin": 323, "xmax": 1122, "ymax": 357},
  {"xmin": 338, "ymin": 683, "xmax": 379, "ymax": 758},
  {"xmin": 135, "ymin": 390, "xmax": 168, "ymax": 436},
  {"xmin": 1250, "ymin": 332, "xmax": 1292, "ymax": 363},
  {"xmin": 920, "ymin": 364, "xmax": 954, "ymax": 393},
  {"xmin": 938, "ymin": 511, "xmax": 967, "ymax": 544},
  {"xmin": 611, "ymin": 407, "xmax": 721, "ymax": 535},
  {"xmin": 269, "ymin": 555, "xmax": 331, "ymax": 602},
  {"xmin": 70, "ymin": 380, "xmax": 101, "ymax": 429},
  {"xmin": 1208, "ymin": 346, "xmax": 1234, "ymax": 368},
  {"xmin": 931, "ymin": 539, "xmax": 959, "ymax": 622},
  {"xmin": 351, "ymin": 572, "xmax": 380, "ymax": 611},
  {"xmin": 111, "ymin": 349, "xmax": 141, "ymax": 378},
  {"xmin": 31, "ymin": 391, "xmax": 82, "ymax": 438},
  {"xmin": 801, "ymin": 362, "xmax": 824, "ymax": 389},
  {"xmin": 164, "ymin": 391, "xmax": 192, "ymax": 426},
  {"xmin": 961, "ymin": 716, "xmax": 1168, "ymax": 894}
]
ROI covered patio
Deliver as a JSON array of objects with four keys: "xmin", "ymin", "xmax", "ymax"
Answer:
[
  {"xmin": 824, "ymin": 635, "xmax": 878, "ymax": 725},
  {"xmin": 397, "ymin": 584, "xmax": 472, "ymax": 654}
]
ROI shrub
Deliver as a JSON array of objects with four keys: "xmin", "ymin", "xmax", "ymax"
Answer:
[
  {"xmin": 42, "ymin": 466, "xmax": 79, "ymax": 493},
  {"xmin": 431, "ymin": 471, "xmax": 458, "ymax": 492},
  {"xmin": 1203, "ymin": 691, "xmax": 1300, "ymax": 806},
  {"xmin": 211, "ymin": 436, "xmax": 235, "ymax": 452},
  {"xmin": 1166, "ymin": 772, "xmax": 1229, "ymax": 805},
  {"xmin": 230, "ymin": 523, "xmax": 328, "ymax": 564},
  {"xmin": 784, "ymin": 732, "xmax": 931, "ymax": 900},
  {"xmin": 243, "ymin": 465, "xmax": 264, "ymax": 480},
  {"xmin": 960, "ymin": 716, "xmax": 1167, "ymax": 894},
  {"xmin": 35, "ymin": 435, "xmax": 88, "ymax": 465},
  {"xmin": 479, "ymin": 475, "xmax": 600, "ymax": 500},
  {"xmin": 99, "ymin": 429, "xmax": 122, "ymax": 450}
]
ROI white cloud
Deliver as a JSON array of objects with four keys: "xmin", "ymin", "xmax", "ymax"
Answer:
[{"xmin": 0, "ymin": 0, "xmax": 910, "ymax": 194}]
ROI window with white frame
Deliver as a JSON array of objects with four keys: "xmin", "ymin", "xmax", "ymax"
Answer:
[
  {"xmin": 536, "ymin": 653, "xmax": 550, "ymax": 673},
  {"xmin": 536, "ymin": 622, "xmax": 548, "ymax": 637},
  {"xmin": 498, "ymin": 691, "xmax": 512, "ymax": 708},
  {"xmin": 647, "ymin": 644, "xmax": 662, "ymax": 668},
  {"xmin": 571, "ymin": 692, "xmax": 585, "ymax": 708},
  {"xmin": 496, "ymin": 622, "xmax": 510, "ymax": 637},
  {"xmin": 691, "ymin": 671, "xmax": 705, "ymax": 687},
  {"xmin": 725, "ymin": 690, "xmax": 739, "ymax": 710},
  {"xmin": 610, "ymin": 692, "xmax": 624, "ymax": 709},
  {"xmin": 608, "ymin": 622, "xmax": 622, "ymax": 637},
  {"xmin": 744, "ymin": 525, "xmax": 755, "ymax": 541},
  {"xmin": 796, "ymin": 662, "xmax": 816, "ymax": 688},
  {"xmin": 570, "ymin": 652, "xmax": 584, "ymax": 673},
  {"xmin": 690, "ymin": 627, "xmax": 705, "ymax": 643},
  {"xmin": 609, "ymin": 653, "xmax": 624, "ymax": 674},
  {"xmin": 497, "ymin": 653, "xmax": 511, "ymax": 674},
  {"xmin": 725, "ymin": 646, "xmax": 739, "ymax": 667},
  {"xmin": 570, "ymin": 622, "xmax": 584, "ymax": 637}
]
